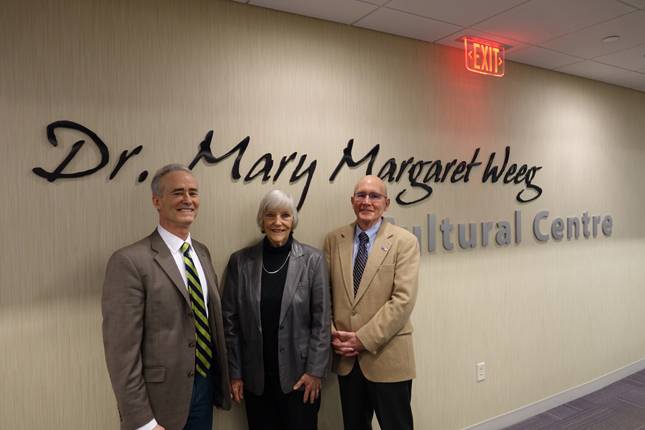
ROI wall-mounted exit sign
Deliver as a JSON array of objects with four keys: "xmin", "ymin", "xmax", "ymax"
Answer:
[{"xmin": 463, "ymin": 36, "xmax": 505, "ymax": 77}]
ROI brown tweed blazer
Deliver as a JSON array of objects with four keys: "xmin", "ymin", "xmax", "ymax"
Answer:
[{"xmin": 102, "ymin": 230, "xmax": 231, "ymax": 430}]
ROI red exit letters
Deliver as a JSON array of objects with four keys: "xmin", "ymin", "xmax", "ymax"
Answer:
[{"xmin": 464, "ymin": 37, "xmax": 505, "ymax": 77}]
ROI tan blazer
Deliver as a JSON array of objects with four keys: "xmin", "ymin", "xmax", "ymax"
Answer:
[
  {"xmin": 324, "ymin": 220, "xmax": 420, "ymax": 383},
  {"xmin": 102, "ymin": 230, "xmax": 231, "ymax": 430}
]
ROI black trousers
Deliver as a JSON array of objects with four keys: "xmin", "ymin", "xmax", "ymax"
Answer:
[
  {"xmin": 244, "ymin": 373, "xmax": 320, "ymax": 430},
  {"xmin": 338, "ymin": 362, "xmax": 413, "ymax": 430}
]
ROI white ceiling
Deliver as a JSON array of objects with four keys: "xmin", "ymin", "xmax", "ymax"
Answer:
[{"xmin": 232, "ymin": 0, "xmax": 645, "ymax": 93}]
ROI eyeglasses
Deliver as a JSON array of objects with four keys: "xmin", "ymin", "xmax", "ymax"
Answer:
[{"xmin": 353, "ymin": 192, "xmax": 386, "ymax": 202}]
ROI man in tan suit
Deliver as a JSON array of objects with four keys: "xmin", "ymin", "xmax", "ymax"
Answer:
[
  {"xmin": 102, "ymin": 164, "xmax": 231, "ymax": 430},
  {"xmin": 324, "ymin": 175, "xmax": 419, "ymax": 430}
]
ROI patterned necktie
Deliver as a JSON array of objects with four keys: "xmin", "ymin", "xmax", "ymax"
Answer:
[
  {"xmin": 353, "ymin": 232, "xmax": 369, "ymax": 296},
  {"xmin": 181, "ymin": 242, "xmax": 213, "ymax": 378}
]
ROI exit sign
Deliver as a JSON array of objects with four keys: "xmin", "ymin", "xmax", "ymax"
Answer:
[{"xmin": 463, "ymin": 36, "xmax": 505, "ymax": 77}]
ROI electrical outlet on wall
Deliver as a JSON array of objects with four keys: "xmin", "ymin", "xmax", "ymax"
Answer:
[{"xmin": 476, "ymin": 362, "xmax": 486, "ymax": 382}]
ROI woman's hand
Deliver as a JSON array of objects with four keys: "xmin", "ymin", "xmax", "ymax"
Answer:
[
  {"xmin": 293, "ymin": 373, "xmax": 321, "ymax": 404},
  {"xmin": 230, "ymin": 378, "xmax": 244, "ymax": 403}
]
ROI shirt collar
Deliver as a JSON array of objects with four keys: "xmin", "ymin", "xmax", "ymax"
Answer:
[
  {"xmin": 157, "ymin": 225, "xmax": 193, "ymax": 253},
  {"xmin": 354, "ymin": 218, "xmax": 382, "ymax": 241}
]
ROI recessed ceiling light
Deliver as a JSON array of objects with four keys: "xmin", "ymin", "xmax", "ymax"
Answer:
[{"xmin": 602, "ymin": 35, "xmax": 621, "ymax": 43}]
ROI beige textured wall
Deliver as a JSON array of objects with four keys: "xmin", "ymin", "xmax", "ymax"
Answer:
[{"xmin": 1, "ymin": 0, "xmax": 644, "ymax": 429}]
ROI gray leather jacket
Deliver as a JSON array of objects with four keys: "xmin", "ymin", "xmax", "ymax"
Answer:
[{"xmin": 222, "ymin": 239, "xmax": 331, "ymax": 395}]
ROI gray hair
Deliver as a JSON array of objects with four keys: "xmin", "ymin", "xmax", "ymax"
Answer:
[
  {"xmin": 256, "ymin": 190, "xmax": 299, "ymax": 231},
  {"xmin": 151, "ymin": 164, "xmax": 193, "ymax": 196}
]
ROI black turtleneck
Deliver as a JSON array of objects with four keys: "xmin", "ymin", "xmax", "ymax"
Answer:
[{"xmin": 261, "ymin": 234, "xmax": 293, "ymax": 376}]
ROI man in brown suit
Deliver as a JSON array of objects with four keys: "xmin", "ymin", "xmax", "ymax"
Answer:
[
  {"xmin": 324, "ymin": 175, "xmax": 420, "ymax": 430},
  {"xmin": 102, "ymin": 164, "xmax": 231, "ymax": 430}
]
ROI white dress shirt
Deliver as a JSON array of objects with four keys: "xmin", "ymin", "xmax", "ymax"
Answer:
[{"xmin": 136, "ymin": 226, "xmax": 211, "ymax": 430}]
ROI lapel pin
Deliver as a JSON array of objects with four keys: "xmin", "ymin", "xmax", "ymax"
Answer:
[{"xmin": 381, "ymin": 245, "xmax": 389, "ymax": 252}]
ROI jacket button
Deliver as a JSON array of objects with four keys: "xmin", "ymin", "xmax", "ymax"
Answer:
[
  {"xmin": 279, "ymin": 347, "xmax": 285, "ymax": 353},
  {"xmin": 352, "ymin": 310, "xmax": 357, "ymax": 316},
  {"xmin": 188, "ymin": 341, "xmax": 196, "ymax": 348},
  {"xmin": 279, "ymin": 325, "xmax": 284, "ymax": 330},
  {"xmin": 187, "ymin": 370, "xmax": 195, "ymax": 377}
]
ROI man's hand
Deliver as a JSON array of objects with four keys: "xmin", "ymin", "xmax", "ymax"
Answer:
[
  {"xmin": 332, "ymin": 330, "xmax": 365, "ymax": 357},
  {"xmin": 230, "ymin": 378, "xmax": 244, "ymax": 403},
  {"xmin": 293, "ymin": 373, "xmax": 322, "ymax": 404}
]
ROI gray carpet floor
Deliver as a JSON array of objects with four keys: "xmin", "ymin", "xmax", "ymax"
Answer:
[{"xmin": 504, "ymin": 369, "xmax": 645, "ymax": 430}]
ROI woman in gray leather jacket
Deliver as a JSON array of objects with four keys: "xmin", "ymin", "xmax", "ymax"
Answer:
[{"xmin": 222, "ymin": 189, "xmax": 331, "ymax": 430}]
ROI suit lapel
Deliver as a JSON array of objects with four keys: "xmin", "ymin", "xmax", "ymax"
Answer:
[
  {"xmin": 247, "ymin": 242, "xmax": 263, "ymax": 329},
  {"xmin": 337, "ymin": 225, "xmax": 355, "ymax": 305},
  {"xmin": 354, "ymin": 222, "xmax": 393, "ymax": 306},
  {"xmin": 279, "ymin": 240, "xmax": 306, "ymax": 324},
  {"xmin": 150, "ymin": 231, "xmax": 191, "ymax": 307}
]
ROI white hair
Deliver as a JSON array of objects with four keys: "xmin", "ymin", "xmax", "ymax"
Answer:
[{"xmin": 256, "ymin": 190, "xmax": 299, "ymax": 231}]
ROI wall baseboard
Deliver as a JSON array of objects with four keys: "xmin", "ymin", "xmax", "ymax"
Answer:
[{"xmin": 464, "ymin": 358, "xmax": 645, "ymax": 430}]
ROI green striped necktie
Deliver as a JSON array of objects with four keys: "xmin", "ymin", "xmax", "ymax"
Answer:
[{"xmin": 181, "ymin": 242, "xmax": 213, "ymax": 378}]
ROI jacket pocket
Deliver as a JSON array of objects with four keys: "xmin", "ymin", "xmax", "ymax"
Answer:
[{"xmin": 143, "ymin": 366, "xmax": 166, "ymax": 383}]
